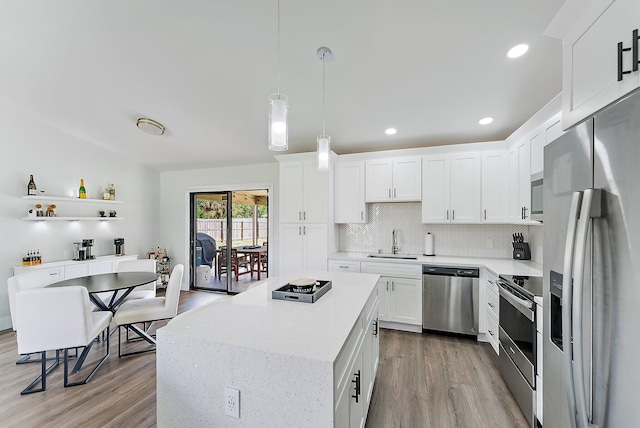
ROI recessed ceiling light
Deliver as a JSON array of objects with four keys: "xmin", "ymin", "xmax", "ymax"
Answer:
[
  {"xmin": 385, "ymin": 128, "xmax": 397, "ymax": 135},
  {"xmin": 136, "ymin": 118, "xmax": 165, "ymax": 135},
  {"xmin": 479, "ymin": 117, "xmax": 494, "ymax": 125},
  {"xmin": 507, "ymin": 44, "xmax": 529, "ymax": 59}
]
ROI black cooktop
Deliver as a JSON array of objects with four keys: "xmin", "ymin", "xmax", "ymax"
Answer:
[{"xmin": 498, "ymin": 274, "xmax": 543, "ymax": 299}]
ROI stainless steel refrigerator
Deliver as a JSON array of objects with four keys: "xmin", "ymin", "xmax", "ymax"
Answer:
[{"xmin": 543, "ymin": 91, "xmax": 640, "ymax": 427}]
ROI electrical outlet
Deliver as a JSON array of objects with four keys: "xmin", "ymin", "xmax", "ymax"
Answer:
[
  {"xmin": 225, "ymin": 386, "xmax": 240, "ymax": 418},
  {"xmin": 485, "ymin": 238, "xmax": 494, "ymax": 249}
]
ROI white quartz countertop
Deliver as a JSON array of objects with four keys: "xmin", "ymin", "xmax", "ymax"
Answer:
[
  {"xmin": 329, "ymin": 252, "xmax": 543, "ymax": 278},
  {"xmin": 13, "ymin": 254, "xmax": 138, "ymax": 269},
  {"xmin": 160, "ymin": 270, "xmax": 379, "ymax": 363}
]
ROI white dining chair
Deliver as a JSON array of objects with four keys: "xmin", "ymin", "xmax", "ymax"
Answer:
[
  {"xmin": 7, "ymin": 270, "xmax": 56, "ymax": 364},
  {"xmin": 113, "ymin": 264, "xmax": 183, "ymax": 357},
  {"xmin": 16, "ymin": 286, "xmax": 112, "ymax": 395}
]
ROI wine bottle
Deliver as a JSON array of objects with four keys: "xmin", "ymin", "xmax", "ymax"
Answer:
[
  {"xmin": 27, "ymin": 175, "xmax": 37, "ymax": 196},
  {"xmin": 108, "ymin": 183, "xmax": 116, "ymax": 201},
  {"xmin": 79, "ymin": 179, "xmax": 87, "ymax": 199}
]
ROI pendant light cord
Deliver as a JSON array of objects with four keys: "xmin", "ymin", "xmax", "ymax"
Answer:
[
  {"xmin": 322, "ymin": 53, "xmax": 326, "ymax": 136},
  {"xmin": 276, "ymin": 0, "xmax": 281, "ymax": 94}
]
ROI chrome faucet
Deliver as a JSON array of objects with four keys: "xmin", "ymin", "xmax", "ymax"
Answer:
[{"xmin": 392, "ymin": 229, "xmax": 399, "ymax": 254}]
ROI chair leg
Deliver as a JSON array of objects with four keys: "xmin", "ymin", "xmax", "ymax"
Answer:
[
  {"xmin": 118, "ymin": 324, "xmax": 157, "ymax": 358},
  {"xmin": 64, "ymin": 327, "xmax": 110, "ymax": 388},
  {"xmin": 16, "ymin": 352, "xmax": 59, "ymax": 365},
  {"xmin": 20, "ymin": 350, "xmax": 60, "ymax": 395}
]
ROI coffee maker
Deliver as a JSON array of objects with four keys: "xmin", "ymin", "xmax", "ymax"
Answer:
[
  {"xmin": 114, "ymin": 238, "xmax": 125, "ymax": 256},
  {"xmin": 82, "ymin": 239, "xmax": 95, "ymax": 260},
  {"xmin": 73, "ymin": 242, "xmax": 85, "ymax": 261}
]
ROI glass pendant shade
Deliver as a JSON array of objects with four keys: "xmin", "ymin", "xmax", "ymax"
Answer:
[
  {"xmin": 269, "ymin": 95, "xmax": 288, "ymax": 151},
  {"xmin": 317, "ymin": 135, "xmax": 330, "ymax": 170}
]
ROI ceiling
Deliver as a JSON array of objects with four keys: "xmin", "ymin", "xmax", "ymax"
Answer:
[{"xmin": 0, "ymin": 1, "xmax": 564, "ymax": 172}]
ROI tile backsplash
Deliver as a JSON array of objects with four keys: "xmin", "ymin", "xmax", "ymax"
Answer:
[{"xmin": 340, "ymin": 203, "xmax": 539, "ymax": 260}]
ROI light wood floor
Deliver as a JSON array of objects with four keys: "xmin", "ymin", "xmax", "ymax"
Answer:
[
  {"xmin": 0, "ymin": 291, "xmax": 528, "ymax": 428},
  {"xmin": 365, "ymin": 330, "xmax": 529, "ymax": 428}
]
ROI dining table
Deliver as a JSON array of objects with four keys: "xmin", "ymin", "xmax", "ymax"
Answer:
[
  {"xmin": 47, "ymin": 271, "xmax": 158, "ymax": 372},
  {"xmin": 234, "ymin": 246, "xmax": 268, "ymax": 280}
]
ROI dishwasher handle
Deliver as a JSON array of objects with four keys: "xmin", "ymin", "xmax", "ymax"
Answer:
[{"xmin": 422, "ymin": 265, "xmax": 479, "ymax": 278}]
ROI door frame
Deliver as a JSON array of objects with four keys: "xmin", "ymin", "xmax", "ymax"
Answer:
[{"xmin": 183, "ymin": 182, "xmax": 274, "ymax": 292}]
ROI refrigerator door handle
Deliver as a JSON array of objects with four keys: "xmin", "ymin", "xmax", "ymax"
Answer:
[
  {"xmin": 562, "ymin": 191, "xmax": 583, "ymax": 428},
  {"xmin": 572, "ymin": 189, "xmax": 602, "ymax": 428}
]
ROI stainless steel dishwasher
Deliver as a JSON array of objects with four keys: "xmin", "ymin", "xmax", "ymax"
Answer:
[{"xmin": 422, "ymin": 265, "xmax": 479, "ymax": 336}]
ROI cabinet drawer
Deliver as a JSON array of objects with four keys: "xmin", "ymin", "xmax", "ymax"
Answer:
[
  {"xmin": 487, "ymin": 312, "xmax": 499, "ymax": 355},
  {"xmin": 485, "ymin": 271, "xmax": 499, "ymax": 294},
  {"xmin": 328, "ymin": 260, "xmax": 361, "ymax": 273},
  {"xmin": 486, "ymin": 287, "xmax": 499, "ymax": 320},
  {"xmin": 537, "ymin": 331, "xmax": 543, "ymax": 377},
  {"xmin": 360, "ymin": 262, "xmax": 421, "ymax": 279}
]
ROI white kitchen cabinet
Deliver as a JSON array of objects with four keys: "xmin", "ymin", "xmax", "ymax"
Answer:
[
  {"xmin": 365, "ymin": 157, "xmax": 421, "ymax": 202},
  {"xmin": 478, "ymin": 269, "xmax": 499, "ymax": 354},
  {"xmin": 422, "ymin": 152, "xmax": 481, "ymax": 223},
  {"xmin": 530, "ymin": 112, "xmax": 564, "ymax": 176},
  {"xmin": 549, "ymin": 0, "xmax": 640, "ymax": 129},
  {"xmin": 508, "ymin": 140, "xmax": 531, "ymax": 223},
  {"xmin": 328, "ymin": 260, "xmax": 361, "ymax": 272},
  {"xmin": 376, "ymin": 277, "xmax": 422, "ymax": 326},
  {"xmin": 14, "ymin": 255, "xmax": 137, "ymax": 280},
  {"xmin": 280, "ymin": 223, "xmax": 328, "ymax": 275},
  {"xmin": 481, "ymin": 151, "xmax": 509, "ymax": 223},
  {"xmin": 335, "ymin": 161, "xmax": 367, "ymax": 223},
  {"xmin": 279, "ymin": 160, "xmax": 328, "ymax": 224}
]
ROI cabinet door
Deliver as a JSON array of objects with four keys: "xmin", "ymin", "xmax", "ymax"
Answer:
[
  {"xmin": 302, "ymin": 224, "xmax": 328, "ymax": 271},
  {"xmin": 508, "ymin": 147, "xmax": 520, "ymax": 221},
  {"xmin": 349, "ymin": 349, "xmax": 364, "ymax": 428},
  {"xmin": 280, "ymin": 223, "xmax": 304, "ymax": 275},
  {"xmin": 481, "ymin": 151, "xmax": 509, "ymax": 223},
  {"xmin": 389, "ymin": 277, "xmax": 422, "ymax": 325},
  {"xmin": 377, "ymin": 278, "xmax": 391, "ymax": 322},
  {"xmin": 335, "ymin": 162, "xmax": 367, "ymax": 223},
  {"xmin": 562, "ymin": 0, "xmax": 640, "ymax": 129},
  {"xmin": 450, "ymin": 152, "xmax": 481, "ymax": 223},
  {"xmin": 365, "ymin": 159, "xmax": 393, "ymax": 202},
  {"xmin": 302, "ymin": 160, "xmax": 328, "ymax": 223},
  {"xmin": 392, "ymin": 157, "xmax": 421, "ymax": 201},
  {"xmin": 363, "ymin": 306, "xmax": 379, "ymax": 408},
  {"xmin": 280, "ymin": 162, "xmax": 304, "ymax": 223},
  {"xmin": 88, "ymin": 260, "xmax": 114, "ymax": 275},
  {"xmin": 421, "ymin": 155, "xmax": 450, "ymax": 223},
  {"xmin": 517, "ymin": 140, "xmax": 531, "ymax": 221},
  {"xmin": 64, "ymin": 264, "xmax": 89, "ymax": 280}
]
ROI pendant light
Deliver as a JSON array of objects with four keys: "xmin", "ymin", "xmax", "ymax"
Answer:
[
  {"xmin": 317, "ymin": 47, "xmax": 332, "ymax": 170},
  {"xmin": 268, "ymin": 0, "xmax": 288, "ymax": 151}
]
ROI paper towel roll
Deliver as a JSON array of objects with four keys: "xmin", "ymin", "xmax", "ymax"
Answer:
[{"xmin": 424, "ymin": 232, "xmax": 435, "ymax": 256}]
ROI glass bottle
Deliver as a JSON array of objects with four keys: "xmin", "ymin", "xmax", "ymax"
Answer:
[
  {"xmin": 79, "ymin": 179, "xmax": 87, "ymax": 199},
  {"xmin": 108, "ymin": 183, "xmax": 116, "ymax": 201},
  {"xmin": 27, "ymin": 175, "xmax": 37, "ymax": 196}
]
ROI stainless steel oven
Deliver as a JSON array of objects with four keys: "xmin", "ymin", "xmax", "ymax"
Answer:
[{"xmin": 497, "ymin": 275, "xmax": 541, "ymax": 428}]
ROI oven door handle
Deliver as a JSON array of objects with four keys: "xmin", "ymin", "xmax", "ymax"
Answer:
[{"xmin": 497, "ymin": 284, "xmax": 534, "ymax": 321}]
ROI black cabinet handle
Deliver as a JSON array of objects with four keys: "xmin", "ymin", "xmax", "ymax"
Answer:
[
  {"xmin": 351, "ymin": 370, "xmax": 361, "ymax": 403},
  {"xmin": 619, "ymin": 41, "xmax": 633, "ymax": 81},
  {"xmin": 373, "ymin": 318, "xmax": 379, "ymax": 337},
  {"xmin": 634, "ymin": 29, "xmax": 640, "ymax": 72}
]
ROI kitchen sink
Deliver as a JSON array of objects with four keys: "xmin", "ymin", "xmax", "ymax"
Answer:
[{"xmin": 367, "ymin": 253, "xmax": 418, "ymax": 260}]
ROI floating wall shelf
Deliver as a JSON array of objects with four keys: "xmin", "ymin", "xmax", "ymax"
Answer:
[
  {"xmin": 22, "ymin": 217, "xmax": 124, "ymax": 221},
  {"xmin": 23, "ymin": 196, "xmax": 124, "ymax": 204}
]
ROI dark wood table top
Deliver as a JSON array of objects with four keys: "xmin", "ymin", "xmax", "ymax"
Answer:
[{"xmin": 48, "ymin": 272, "xmax": 158, "ymax": 294}]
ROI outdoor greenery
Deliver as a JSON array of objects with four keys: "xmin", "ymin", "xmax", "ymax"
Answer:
[{"xmin": 196, "ymin": 199, "xmax": 267, "ymax": 219}]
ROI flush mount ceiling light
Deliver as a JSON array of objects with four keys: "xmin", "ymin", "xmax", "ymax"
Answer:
[
  {"xmin": 268, "ymin": 0, "xmax": 289, "ymax": 152},
  {"xmin": 385, "ymin": 128, "xmax": 397, "ymax": 135},
  {"xmin": 136, "ymin": 118, "xmax": 165, "ymax": 135},
  {"xmin": 479, "ymin": 117, "xmax": 494, "ymax": 125},
  {"xmin": 507, "ymin": 44, "xmax": 529, "ymax": 59},
  {"xmin": 317, "ymin": 47, "xmax": 333, "ymax": 171}
]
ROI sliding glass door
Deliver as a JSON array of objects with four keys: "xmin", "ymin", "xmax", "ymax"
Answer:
[{"xmin": 190, "ymin": 190, "xmax": 268, "ymax": 294}]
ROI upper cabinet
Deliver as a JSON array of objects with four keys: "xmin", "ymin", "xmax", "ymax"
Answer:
[
  {"xmin": 279, "ymin": 160, "xmax": 328, "ymax": 223},
  {"xmin": 508, "ymin": 140, "xmax": 531, "ymax": 223},
  {"xmin": 481, "ymin": 151, "xmax": 509, "ymax": 223},
  {"xmin": 530, "ymin": 112, "xmax": 565, "ymax": 176},
  {"xmin": 335, "ymin": 161, "xmax": 367, "ymax": 224},
  {"xmin": 549, "ymin": 0, "xmax": 640, "ymax": 129},
  {"xmin": 365, "ymin": 157, "xmax": 421, "ymax": 202},
  {"xmin": 422, "ymin": 153, "xmax": 481, "ymax": 223}
]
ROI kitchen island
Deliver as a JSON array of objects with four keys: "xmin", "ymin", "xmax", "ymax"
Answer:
[{"xmin": 157, "ymin": 270, "xmax": 380, "ymax": 428}]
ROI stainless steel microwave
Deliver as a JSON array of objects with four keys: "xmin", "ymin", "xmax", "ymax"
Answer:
[{"xmin": 530, "ymin": 172, "xmax": 543, "ymax": 222}]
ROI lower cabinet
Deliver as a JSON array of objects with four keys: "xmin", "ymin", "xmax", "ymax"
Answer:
[
  {"xmin": 479, "ymin": 268, "xmax": 500, "ymax": 354},
  {"xmin": 377, "ymin": 276, "xmax": 422, "ymax": 325},
  {"xmin": 334, "ymin": 291, "xmax": 379, "ymax": 428},
  {"xmin": 13, "ymin": 255, "xmax": 137, "ymax": 280}
]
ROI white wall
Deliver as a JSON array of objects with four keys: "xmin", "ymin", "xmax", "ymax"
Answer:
[
  {"xmin": 0, "ymin": 105, "xmax": 160, "ymax": 330},
  {"xmin": 159, "ymin": 163, "xmax": 279, "ymax": 288}
]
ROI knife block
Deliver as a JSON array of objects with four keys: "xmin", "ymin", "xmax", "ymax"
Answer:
[{"xmin": 513, "ymin": 242, "xmax": 531, "ymax": 260}]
